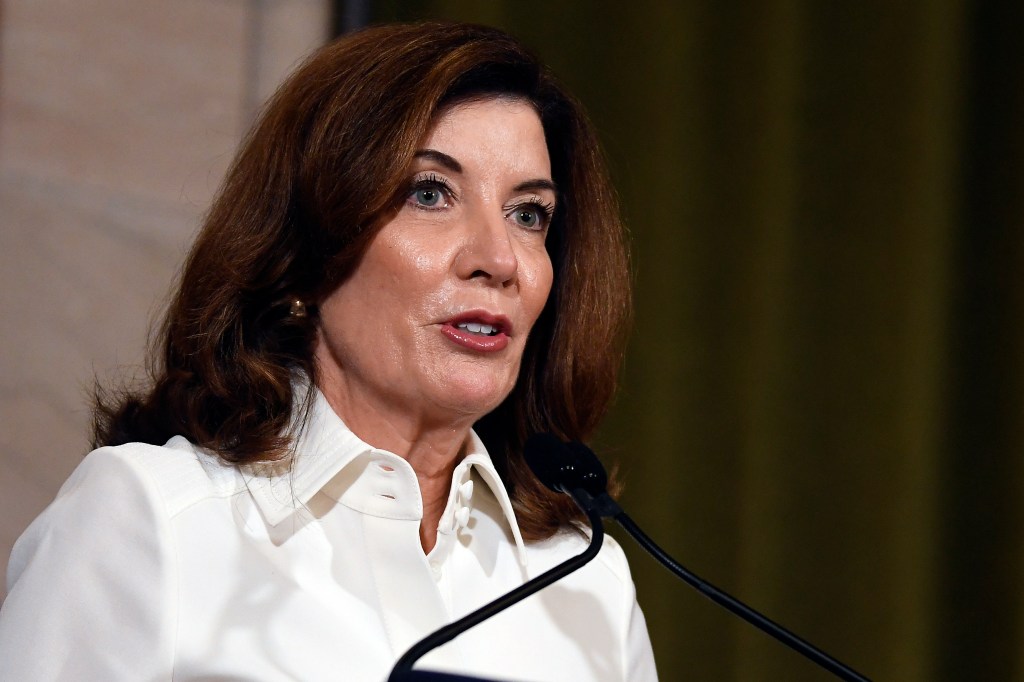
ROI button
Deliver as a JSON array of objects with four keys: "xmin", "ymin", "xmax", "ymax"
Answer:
[
  {"xmin": 457, "ymin": 479, "xmax": 474, "ymax": 503},
  {"xmin": 430, "ymin": 561, "xmax": 443, "ymax": 580},
  {"xmin": 455, "ymin": 506, "xmax": 471, "ymax": 529}
]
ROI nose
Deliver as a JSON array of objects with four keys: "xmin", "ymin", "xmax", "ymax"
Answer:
[{"xmin": 454, "ymin": 205, "xmax": 519, "ymax": 287}]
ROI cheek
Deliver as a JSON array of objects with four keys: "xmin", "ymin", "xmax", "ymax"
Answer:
[{"xmin": 522, "ymin": 251, "xmax": 554, "ymax": 323}]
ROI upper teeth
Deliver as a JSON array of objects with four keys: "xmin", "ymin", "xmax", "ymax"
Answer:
[{"xmin": 458, "ymin": 322, "xmax": 497, "ymax": 335}]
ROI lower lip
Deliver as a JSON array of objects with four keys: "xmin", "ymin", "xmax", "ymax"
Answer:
[{"xmin": 440, "ymin": 324, "xmax": 510, "ymax": 352}]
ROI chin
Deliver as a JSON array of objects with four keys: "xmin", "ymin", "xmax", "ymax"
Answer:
[{"xmin": 434, "ymin": 372, "xmax": 515, "ymax": 419}]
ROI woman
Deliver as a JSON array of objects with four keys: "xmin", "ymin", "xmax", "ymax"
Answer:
[{"xmin": 0, "ymin": 22, "xmax": 656, "ymax": 681}]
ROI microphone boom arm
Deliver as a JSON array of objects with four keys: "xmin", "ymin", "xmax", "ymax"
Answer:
[
  {"xmin": 388, "ymin": 498, "xmax": 605, "ymax": 680},
  {"xmin": 521, "ymin": 432, "xmax": 871, "ymax": 682},
  {"xmin": 609, "ymin": 507, "xmax": 870, "ymax": 682}
]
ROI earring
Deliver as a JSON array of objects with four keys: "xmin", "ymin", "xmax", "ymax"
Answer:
[{"xmin": 289, "ymin": 299, "xmax": 307, "ymax": 318}]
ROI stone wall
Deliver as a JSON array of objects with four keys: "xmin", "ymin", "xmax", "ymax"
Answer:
[{"xmin": 0, "ymin": 0, "xmax": 329, "ymax": 596}]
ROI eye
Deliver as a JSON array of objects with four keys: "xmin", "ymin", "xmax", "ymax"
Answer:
[
  {"xmin": 406, "ymin": 173, "xmax": 456, "ymax": 211},
  {"xmin": 506, "ymin": 199, "xmax": 555, "ymax": 231},
  {"xmin": 513, "ymin": 207, "xmax": 541, "ymax": 228},
  {"xmin": 413, "ymin": 186, "xmax": 444, "ymax": 207}
]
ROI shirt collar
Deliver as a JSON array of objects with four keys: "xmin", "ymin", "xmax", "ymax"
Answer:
[{"xmin": 241, "ymin": 384, "xmax": 527, "ymax": 563}]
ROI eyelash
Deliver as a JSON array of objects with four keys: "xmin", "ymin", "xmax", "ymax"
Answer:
[
  {"xmin": 406, "ymin": 174, "xmax": 556, "ymax": 230},
  {"xmin": 406, "ymin": 173, "xmax": 457, "ymax": 209},
  {"xmin": 503, "ymin": 198, "xmax": 556, "ymax": 231}
]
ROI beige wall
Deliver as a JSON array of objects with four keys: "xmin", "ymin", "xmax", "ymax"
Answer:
[{"xmin": 0, "ymin": 0, "xmax": 329, "ymax": 597}]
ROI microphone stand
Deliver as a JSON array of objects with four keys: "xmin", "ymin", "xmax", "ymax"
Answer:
[
  {"xmin": 526, "ymin": 435, "xmax": 871, "ymax": 682},
  {"xmin": 608, "ymin": 506, "xmax": 869, "ymax": 682},
  {"xmin": 387, "ymin": 500, "xmax": 606, "ymax": 681}
]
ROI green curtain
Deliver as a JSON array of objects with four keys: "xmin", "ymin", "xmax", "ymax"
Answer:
[{"xmin": 361, "ymin": 2, "xmax": 1024, "ymax": 679}]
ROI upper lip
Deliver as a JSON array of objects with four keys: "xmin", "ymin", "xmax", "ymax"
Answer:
[{"xmin": 445, "ymin": 310, "xmax": 513, "ymax": 335}]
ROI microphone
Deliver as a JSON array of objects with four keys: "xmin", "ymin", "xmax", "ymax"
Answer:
[
  {"xmin": 388, "ymin": 449, "xmax": 608, "ymax": 681},
  {"xmin": 523, "ymin": 434, "xmax": 871, "ymax": 682}
]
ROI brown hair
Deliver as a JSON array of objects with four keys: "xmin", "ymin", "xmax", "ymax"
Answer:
[{"xmin": 93, "ymin": 21, "xmax": 631, "ymax": 541}]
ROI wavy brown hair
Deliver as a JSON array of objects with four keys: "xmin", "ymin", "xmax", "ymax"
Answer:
[{"xmin": 93, "ymin": 21, "xmax": 631, "ymax": 541}]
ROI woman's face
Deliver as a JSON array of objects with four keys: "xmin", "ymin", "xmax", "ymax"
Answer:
[{"xmin": 314, "ymin": 97, "xmax": 555, "ymax": 436}]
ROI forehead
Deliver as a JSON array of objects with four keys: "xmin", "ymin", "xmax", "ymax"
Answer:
[{"xmin": 420, "ymin": 97, "xmax": 551, "ymax": 176}]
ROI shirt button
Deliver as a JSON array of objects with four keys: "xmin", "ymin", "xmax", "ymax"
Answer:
[
  {"xmin": 430, "ymin": 562, "xmax": 443, "ymax": 580},
  {"xmin": 455, "ymin": 506, "xmax": 471, "ymax": 530},
  {"xmin": 458, "ymin": 479, "xmax": 474, "ymax": 503}
]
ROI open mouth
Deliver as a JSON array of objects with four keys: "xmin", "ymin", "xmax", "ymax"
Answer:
[
  {"xmin": 441, "ymin": 311, "xmax": 512, "ymax": 352},
  {"xmin": 455, "ymin": 322, "xmax": 501, "ymax": 336}
]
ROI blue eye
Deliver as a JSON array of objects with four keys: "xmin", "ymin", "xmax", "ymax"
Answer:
[
  {"xmin": 514, "ymin": 208, "xmax": 540, "ymax": 228},
  {"xmin": 506, "ymin": 200, "xmax": 554, "ymax": 231},
  {"xmin": 407, "ymin": 174, "xmax": 455, "ymax": 210},
  {"xmin": 413, "ymin": 186, "xmax": 443, "ymax": 207}
]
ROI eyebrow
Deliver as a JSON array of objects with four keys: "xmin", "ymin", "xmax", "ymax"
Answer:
[
  {"xmin": 413, "ymin": 149, "xmax": 462, "ymax": 173},
  {"xmin": 513, "ymin": 179, "xmax": 558, "ymax": 195},
  {"xmin": 413, "ymin": 149, "xmax": 558, "ymax": 196}
]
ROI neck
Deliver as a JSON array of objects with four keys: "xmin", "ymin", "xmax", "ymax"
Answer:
[{"xmin": 316, "ymin": 374, "xmax": 475, "ymax": 554}]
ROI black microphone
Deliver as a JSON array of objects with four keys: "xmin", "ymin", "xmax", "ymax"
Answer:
[
  {"xmin": 523, "ymin": 434, "xmax": 871, "ymax": 682},
  {"xmin": 387, "ymin": 449, "xmax": 608, "ymax": 681}
]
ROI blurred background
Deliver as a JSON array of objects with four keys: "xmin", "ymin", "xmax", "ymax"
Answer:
[{"xmin": 2, "ymin": 1, "xmax": 1022, "ymax": 680}]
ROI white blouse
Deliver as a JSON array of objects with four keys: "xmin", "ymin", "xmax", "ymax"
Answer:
[{"xmin": 0, "ymin": 388, "xmax": 657, "ymax": 681}]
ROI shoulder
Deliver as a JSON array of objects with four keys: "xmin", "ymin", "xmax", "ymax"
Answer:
[
  {"xmin": 0, "ymin": 440, "xmax": 207, "ymax": 677},
  {"xmin": 62, "ymin": 436, "xmax": 246, "ymax": 520},
  {"xmin": 524, "ymin": 526, "xmax": 636, "ymax": 588},
  {"xmin": 7, "ymin": 437, "xmax": 245, "ymax": 585}
]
